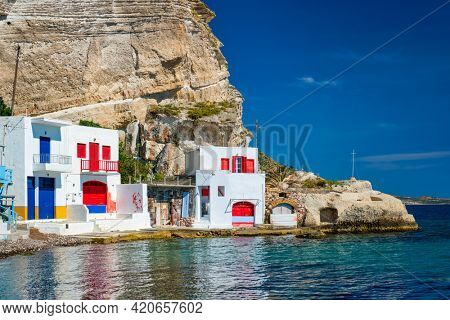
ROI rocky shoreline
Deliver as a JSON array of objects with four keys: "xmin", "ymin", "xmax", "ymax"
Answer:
[
  {"xmin": 0, "ymin": 229, "xmax": 90, "ymax": 259},
  {"xmin": 0, "ymin": 224, "xmax": 419, "ymax": 260}
]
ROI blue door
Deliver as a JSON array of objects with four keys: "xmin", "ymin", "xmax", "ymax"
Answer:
[
  {"xmin": 27, "ymin": 177, "xmax": 36, "ymax": 220},
  {"xmin": 39, "ymin": 177, "xmax": 55, "ymax": 219},
  {"xmin": 39, "ymin": 137, "xmax": 50, "ymax": 163}
]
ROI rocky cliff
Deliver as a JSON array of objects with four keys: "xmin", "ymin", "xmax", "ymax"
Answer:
[
  {"xmin": 0, "ymin": 0, "xmax": 248, "ymax": 174},
  {"xmin": 0, "ymin": 0, "xmax": 236, "ymax": 113}
]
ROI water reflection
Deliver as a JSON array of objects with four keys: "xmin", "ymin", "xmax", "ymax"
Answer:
[
  {"xmin": 81, "ymin": 245, "xmax": 121, "ymax": 299},
  {"xmin": 25, "ymin": 250, "xmax": 57, "ymax": 299},
  {"xmin": 0, "ymin": 206, "xmax": 449, "ymax": 300}
]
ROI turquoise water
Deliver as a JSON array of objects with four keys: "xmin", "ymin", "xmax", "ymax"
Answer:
[{"xmin": 0, "ymin": 205, "xmax": 449, "ymax": 300}]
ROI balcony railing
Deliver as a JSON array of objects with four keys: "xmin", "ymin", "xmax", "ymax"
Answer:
[
  {"xmin": 81, "ymin": 160, "xmax": 119, "ymax": 173},
  {"xmin": 33, "ymin": 154, "xmax": 72, "ymax": 165}
]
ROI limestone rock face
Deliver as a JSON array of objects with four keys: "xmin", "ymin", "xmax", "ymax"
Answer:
[
  {"xmin": 122, "ymin": 108, "xmax": 249, "ymax": 175},
  {"xmin": 0, "ymin": 0, "xmax": 250, "ymax": 174},
  {"xmin": 0, "ymin": 0, "xmax": 236, "ymax": 115}
]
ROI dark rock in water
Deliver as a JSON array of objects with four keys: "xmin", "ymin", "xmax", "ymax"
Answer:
[{"xmin": 296, "ymin": 231, "xmax": 327, "ymax": 239}]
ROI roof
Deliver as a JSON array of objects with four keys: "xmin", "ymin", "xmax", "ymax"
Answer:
[{"xmin": 31, "ymin": 118, "xmax": 72, "ymax": 127}]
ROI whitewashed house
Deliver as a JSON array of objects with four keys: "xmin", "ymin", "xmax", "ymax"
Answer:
[
  {"xmin": 0, "ymin": 116, "xmax": 150, "ymax": 235},
  {"xmin": 186, "ymin": 146, "xmax": 265, "ymax": 229}
]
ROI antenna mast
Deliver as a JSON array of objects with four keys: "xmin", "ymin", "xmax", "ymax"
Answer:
[
  {"xmin": 351, "ymin": 149, "xmax": 357, "ymax": 179},
  {"xmin": 255, "ymin": 120, "xmax": 259, "ymax": 149}
]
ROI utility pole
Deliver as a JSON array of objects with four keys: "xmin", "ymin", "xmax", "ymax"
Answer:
[
  {"xmin": 11, "ymin": 45, "xmax": 21, "ymax": 116},
  {"xmin": 351, "ymin": 149, "xmax": 357, "ymax": 179}
]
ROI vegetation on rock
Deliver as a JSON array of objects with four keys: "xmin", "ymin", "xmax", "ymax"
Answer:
[
  {"xmin": 187, "ymin": 101, "xmax": 236, "ymax": 120},
  {"xmin": 79, "ymin": 119, "xmax": 102, "ymax": 128},
  {"xmin": 0, "ymin": 97, "xmax": 12, "ymax": 116},
  {"xmin": 119, "ymin": 142, "xmax": 152, "ymax": 184},
  {"xmin": 188, "ymin": 102, "xmax": 222, "ymax": 120},
  {"xmin": 302, "ymin": 178, "xmax": 343, "ymax": 189},
  {"xmin": 259, "ymin": 153, "xmax": 299, "ymax": 189},
  {"xmin": 149, "ymin": 104, "xmax": 181, "ymax": 118},
  {"xmin": 153, "ymin": 171, "xmax": 165, "ymax": 181}
]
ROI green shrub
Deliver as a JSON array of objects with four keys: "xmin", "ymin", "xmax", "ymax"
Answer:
[
  {"xmin": 218, "ymin": 100, "xmax": 236, "ymax": 109},
  {"xmin": 154, "ymin": 172, "xmax": 165, "ymax": 181},
  {"xmin": 0, "ymin": 97, "xmax": 12, "ymax": 116},
  {"xmin": 302, "ymin": 179, "xmax": 326, "ymax": 189},
  {"xmin": 149, "ymin": 104, "xmax": 181, "ymax": 117},
  {"xmin": 188, "ymin": 102, "xmax": 221, "ymax": 120},
  {"xmin": 325, "ymin": 179, "xmax": 344, "ymax": 187},
  {"xmin": 303, "ymin": 178, "xmax": 343, "ymax": 189},
  {"xmin": 79, "ymin": 119, "xmax": 102, "ymax": 128},
  {"xmin": 119, "ymin": 142, "xmax": 152, "ymax": 184}
]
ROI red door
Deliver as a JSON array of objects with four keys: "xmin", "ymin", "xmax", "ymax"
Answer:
[
  {"xmin": 232, "ymin": 202, "xmax": 255, "ymax": 227},
  {"xmin": 89, "ymin": 143, "xmax": 99, "ymax": 172},
  {"xmin": 83, "ymin": 181, "xmax": 107, "ymax": 214}
]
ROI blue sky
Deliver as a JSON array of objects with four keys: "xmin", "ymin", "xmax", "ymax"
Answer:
[{"xmin": 204, "ymin": 0, "xmax": 450, "ymax": 198}]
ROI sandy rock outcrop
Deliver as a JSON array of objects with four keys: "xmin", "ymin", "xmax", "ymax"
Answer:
[
  {"xmin": 266, "ymin": 178, "xmax": 418, "ymax": 232},
  {"xmin": 300, "ymin": 190, "xmax": 417, "ymax": 231}
]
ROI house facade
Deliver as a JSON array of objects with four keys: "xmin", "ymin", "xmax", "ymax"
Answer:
[
  {"xmin": 0, "ymin": 116, "xmax": 120, "ymax": 221},
  {"xmin": 186, "ymin": 146, "xmax": 265, "ymax": 229}
]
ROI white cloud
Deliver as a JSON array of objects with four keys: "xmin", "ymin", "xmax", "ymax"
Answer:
[
  {"xmin": 359, "ymin": 151, "xmax": 450, "ymax": 163},
  {"xmin": 298, "ymin": 76, "xmax": 337, "ymax": 87}
]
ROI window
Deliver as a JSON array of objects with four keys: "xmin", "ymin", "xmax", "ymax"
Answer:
[
  {"xmin": 102, "ymin": 146, "xmax": 111, "ymax": 160},
  {"xmin": 218, "ymin": 186, "xmax": 225, "ymax": 197},
  {"xmin": 233, "ymin": 156, "xmax": 254, "ymax": 173},
  {"xmin": 77, "ymin": 143, "xmax": 86, "ymax": 158},
  {"xmin": 221, "ymin": 158, "xmax": 230, "ymax": 170},
  {"xmin": 233, "ymin": 156, "xmax": 244, "ymax": 173},
  {"xmin": 201, "ymin": 187, "xmax": 210, "ymax": 197}
]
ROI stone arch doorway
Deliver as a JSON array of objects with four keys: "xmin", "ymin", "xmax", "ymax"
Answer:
[
  {"xmin": 272, "ymin": 203, "xmax": 294, "ymax": 215},
  {"xmin": 270, "ymin": 200, "xmax": 298, "ymax": 227},
  {"xmin": 320, "ymin": 207, "xmax": 338, "ymax": 224}
]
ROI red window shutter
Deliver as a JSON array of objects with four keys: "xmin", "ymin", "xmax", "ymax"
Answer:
[
  {"xmin": 221, "ymin": 158, "xmax": 230, "ymax": 170},
  {"xmin": 232, "ymin": 156, "xmax": 237, "ymax": 173},
  {"xmin": 77, "ymin": 143, "xmax": 86, "ymax": 158},
  {"xmin": 246, "ymin": 159, "xmax": 255, "ymax": 173},
  {"xmin": 102, "ymin": 146, "xmax": 111, "ymax": 160},
  {"xmin": 201, "ymin": 187, "xmax": 210, "ymax": 197},
  {"xmin": 242, "ymin": 157, "xmax": 247, "ymax": 173}
]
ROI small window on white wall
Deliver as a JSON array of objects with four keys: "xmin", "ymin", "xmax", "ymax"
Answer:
[{"xmin": 218, "ymin": 186, "xmax": 225, "ymax": 197}]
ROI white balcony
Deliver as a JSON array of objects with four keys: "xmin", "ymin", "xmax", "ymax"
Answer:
[{"xmin": 33, "ymin": 154, "xmax": 72, "ymax": 173}]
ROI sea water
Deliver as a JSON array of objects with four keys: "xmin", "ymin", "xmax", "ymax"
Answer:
[{"xmin": 0, "ymin": 205, "xmax": 449, "ymax": 300}]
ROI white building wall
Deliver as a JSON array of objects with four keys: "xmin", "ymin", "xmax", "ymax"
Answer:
[
  {"xmin": 0, "ymin": 117, "xmax": 122, "ymax": 220},
  {"xmin": 195, "ymin": 171, "xmax": 265, "ymax": 229},
  {"xmin": 65, "ymin": 125, "xmax": 119, "ymax": 175},
  {"xmin": 117, "ymin": 184, "xmax": 148, "ymax": 214}
]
